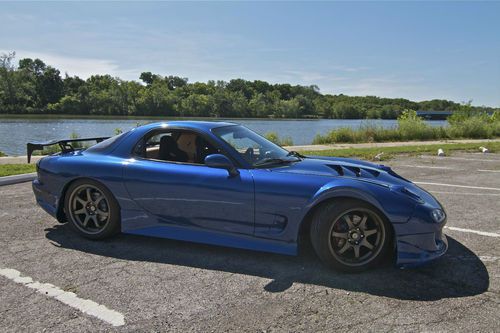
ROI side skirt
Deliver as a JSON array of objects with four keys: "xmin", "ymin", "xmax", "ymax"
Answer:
[{"xmin": 123, "ymin": 225, "xmax": 298, "ymax": 256}]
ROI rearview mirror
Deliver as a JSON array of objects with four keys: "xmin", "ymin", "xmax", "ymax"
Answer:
[{"xmin": 205, "ymin": 154, "xmax": 239, "ymax": 176}]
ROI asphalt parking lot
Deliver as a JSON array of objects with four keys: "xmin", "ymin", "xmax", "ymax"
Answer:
[{"xmin": 0, "ymin": 152, "xmax": 499, "ymax": 332}]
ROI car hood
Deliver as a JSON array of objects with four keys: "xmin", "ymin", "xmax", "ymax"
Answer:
[
  {"xmin": 270, "ymin": 156, "xmax": 406, "ymax": 185},
  {"xmin": 270, "ymin": 156, "xmax": 439, "ymax": 206}
]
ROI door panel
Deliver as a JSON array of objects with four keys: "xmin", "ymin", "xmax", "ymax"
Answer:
[{"xmin": 123, "ymin": 159, "xmax": 255, "ymax": 235}]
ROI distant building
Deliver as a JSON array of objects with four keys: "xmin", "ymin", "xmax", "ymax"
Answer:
[{"xmin": 416, "ymin": 110, "xmax": 452, "ymax": 120}]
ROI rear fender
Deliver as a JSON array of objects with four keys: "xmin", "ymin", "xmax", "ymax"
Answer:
[{"xmin": 56, "ymin": 176, "xmax": 129, "ymax": 223}]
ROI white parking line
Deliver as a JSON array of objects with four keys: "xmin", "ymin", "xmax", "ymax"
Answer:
[
  {"xmin": 431, "ymin": 191, "xmax": 500, "ymax": 197},
  {"xmin": 479, "ymin": 256, "xmax": 500, "ymax": 262},
  {"xmin": 0, "ymin": 268, "xmax": 125, "ymax": 327},
  {"xmin": 445, "ymin": 226, "xmax": 500, "ymax": 238},
  {"xmin": 478, "ymin": 169, "xmax": 500, "ymax": 173},
  {"xmin": 414, "ymin": 181, "xmax": 500, "ymax": 192},
  {"xmin": 399, "ymin": 165, "xmax": 458, "ymax": 170}
]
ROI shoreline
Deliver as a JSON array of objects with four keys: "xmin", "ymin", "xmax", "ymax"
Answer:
[
  {"xmin": 0, "ymin": 114, "xmax": 326, "ymax": 121},
  {"xmin": 0, "ymin": 114, "xmax": 452, "ymax": 122}
]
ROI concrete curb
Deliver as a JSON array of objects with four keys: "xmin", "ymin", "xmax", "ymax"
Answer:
[{"xmin": 0, "ymin": 173, "xmax": 36, "ymax": 186}]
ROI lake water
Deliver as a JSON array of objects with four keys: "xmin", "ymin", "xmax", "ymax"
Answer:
[{"xmin": 0, "ymin": 117, "xmax": 447, "ymax": 156}]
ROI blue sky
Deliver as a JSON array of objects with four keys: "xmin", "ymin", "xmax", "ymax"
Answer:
[{"xmin": 1, "ymin": 1, "xmax": 499, "ymax": 106}]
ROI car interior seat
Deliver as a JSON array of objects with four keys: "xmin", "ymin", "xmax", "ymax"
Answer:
[{"xmin": 159, "ymin": 135, "xmax": 188, "ymax": 162}]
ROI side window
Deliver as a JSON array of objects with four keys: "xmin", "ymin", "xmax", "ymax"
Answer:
[
  {"xmin": 138, "ymin": 130, "xmax": 220, "ymax": 165},
  {"xmin": 143, "ymin": 132, "xmax": 173, "ymax": 160}
]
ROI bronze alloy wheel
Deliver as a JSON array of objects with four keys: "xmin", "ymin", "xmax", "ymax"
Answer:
[
  {"xmin": 310, "ymin": 199, "xmax": 391, "ymax": 272},
  {"xmin": 327, "ymin": 208, "xmax": 386, "ymax": 267},
  {"xmin": 68, "ymin": 184, "xmax": 111, "ymax": 235}
]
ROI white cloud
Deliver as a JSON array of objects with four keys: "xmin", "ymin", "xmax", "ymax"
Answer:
[
  {"xmin": 282, "ymin": 70, "xmax": 327, "ymax": 82},
  {"xmin": 328, "ymin": 65, "xmax": 370, "ymax": 73},
  {"xmin": 1, "ymin": 50, "xmax": 139, "ymax": 80}
]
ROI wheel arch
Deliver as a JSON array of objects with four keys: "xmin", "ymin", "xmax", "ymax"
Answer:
[
  {"xmin": 56, "ymin": 177, "xmax": 120, "ymax": 223},
  {"xmin": 297, "ymin": 188, "xmax": 394, "ymax": 245}
]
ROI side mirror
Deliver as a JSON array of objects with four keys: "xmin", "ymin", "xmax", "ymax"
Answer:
[{"xmin": 205, "ymin": 154, "xmax": 239, "ymax": 176}]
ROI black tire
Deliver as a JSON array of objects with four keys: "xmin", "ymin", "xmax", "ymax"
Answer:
[
  {"xmin": 64, "ymin": 179, "xmax": 120, "ymax": 240},
  {"xmin": 310, "ymin": 199, "xmax": 392, "ymax": 273}
]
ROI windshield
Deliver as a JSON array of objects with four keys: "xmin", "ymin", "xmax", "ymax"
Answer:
[{"xmin": 212, "ymin": 125, "xmax": 300, "ymax": 167}]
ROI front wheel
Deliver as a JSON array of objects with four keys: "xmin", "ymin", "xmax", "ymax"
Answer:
[
  {"xmin": 65, "ymin": 179, "xmax": 120, "ymax": 240},
  {"xmin": 310, "ymin": 199, "xmax": 392, "ymax": 273}
]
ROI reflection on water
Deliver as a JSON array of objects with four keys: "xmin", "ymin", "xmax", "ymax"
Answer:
[{"xmin": 0, "ymin": 117, "xmax": 447, "ymax": 156}]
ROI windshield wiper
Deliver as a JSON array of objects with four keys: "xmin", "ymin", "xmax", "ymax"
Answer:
[
  {"xmin": 286, "ymin": 151, "xmax": 305, "ymax": 159},
  {"xmin": 254, "ymin": 157, "xmax": 299, "ymax": 167}
]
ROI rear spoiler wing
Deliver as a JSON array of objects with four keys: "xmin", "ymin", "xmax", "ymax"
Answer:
[{"xmin": 27, "ymin": 137, "xmax": 110, "ymax": 163}]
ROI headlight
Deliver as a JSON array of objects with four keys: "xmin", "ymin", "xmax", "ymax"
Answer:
[{"xmin": 431, "ymin": 209, "xmax": 446, "ymax": 223}]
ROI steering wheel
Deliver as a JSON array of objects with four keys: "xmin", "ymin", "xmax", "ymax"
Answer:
[{"xmin": 244, "ymin": 147, "xmax": 255, "ymax": 162}]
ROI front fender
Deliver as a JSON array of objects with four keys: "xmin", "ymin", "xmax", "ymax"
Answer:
[
  {"xmin": 308, "ymin": 184, "xmax": 385, "ymax": 215},
  {"xmin": 301, "ymin": 178, "xmax": 416, "ymax": 228}
]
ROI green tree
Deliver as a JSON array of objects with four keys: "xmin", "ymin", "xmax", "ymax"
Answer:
[
  {"xmin": 0, "ymin": 52, "xmax": 18, "ymax": 112},
  {"xmin": 1, "ymin": 51, "xmax": 497, "ymax": 119},
  {"xmin": 18, "ymin": 58, "xmax": 64, "ymax": 108},
  {"xmin": 177, "ymin": 94, "xmax": 213, "ymax": 117},
  {"xmin": 333, "ymin": 102, "xmax": 361, "ymax": 119},
  {"xmin": 136, "ymin": 80, "xmax": 175, "ymax": 116}
]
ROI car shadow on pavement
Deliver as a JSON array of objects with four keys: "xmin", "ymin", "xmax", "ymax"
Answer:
[{"xmin": 45, "ymin": 225, "xmax": 488, "ymax": 301}]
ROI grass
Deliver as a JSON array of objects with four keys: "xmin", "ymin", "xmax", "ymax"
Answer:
[
  {"xmin": 0, "ymin": 164, "xmax": 36, "ymax": 177},
  {"xmin": 265, "ymin": 132, "xmax": 294, "ymax": 146},
  {"xmin": 313, "ymin": 110, "xmax": 500, "ymax": 144},
  {"xmin": 300, "ymin": 141, "xmax": 500, "ymax": 161}
]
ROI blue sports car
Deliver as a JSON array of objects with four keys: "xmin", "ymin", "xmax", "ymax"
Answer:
[{"xmin": 29, "ymin": 121, "xmax": 447, "ymax": 272}]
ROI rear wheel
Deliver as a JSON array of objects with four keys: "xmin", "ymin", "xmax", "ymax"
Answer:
[
  {"xmin": 65, "ymin": 179, "xmax": 120, "ymax": 239},
  {"xmin": 310, "ymin": 199, "xmax": 391, "ymax": 273}
]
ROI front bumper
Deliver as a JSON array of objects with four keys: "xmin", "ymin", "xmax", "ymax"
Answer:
[
  {"xmin": 394, "ymin": 209, "xmax": 448, "ymax": 267},
  {"xmin": 396, "ymin": 231, "xmax": 448, "ymax": 267}
]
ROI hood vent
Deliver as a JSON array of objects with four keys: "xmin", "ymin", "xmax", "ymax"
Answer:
[
  {"xmin": 327, "ymin": 164, "xmax": 380, "ymax": 178},
  {"xmin": 329, "ymin": 165, "xmax": 344, "ymax": 176}
]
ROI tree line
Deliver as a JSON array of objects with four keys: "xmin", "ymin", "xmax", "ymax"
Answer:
[{"xmin": 1, "ymin": 52, "xmax": 497, "ymax": 119}]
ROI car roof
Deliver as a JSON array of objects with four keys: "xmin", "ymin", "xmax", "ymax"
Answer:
[
  {"xmin": 139, "ymin": 120, "xmax": 239, "ymax": 132},
  {"xmin": 101, "ymin": 120, "xmax": 242, "ymax": 159}
]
